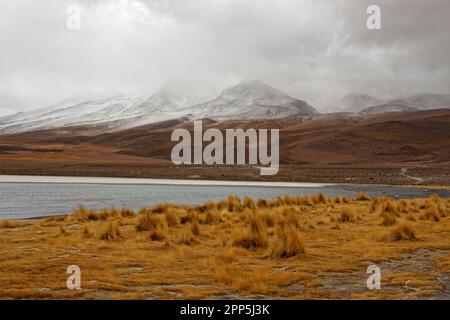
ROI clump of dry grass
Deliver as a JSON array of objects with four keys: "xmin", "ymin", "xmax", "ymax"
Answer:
[
  {"xmin": 310, "ymin": 193, "xmax": 328, "ymax": 205},
  {"xmin": 397, "ymin": 200, "xmax": 410, "ymax": 214},
  {"xmin": 136, "ymin": 213, "xmax": 166, "ymax": 232},
  {"xmin": 165, "ymin": 209, "xmax": 179, "ymax": 227},
  {"xmin": 420, "ymin": 206, "xmax": 441, "ymax": 222},
  {"xmin": 277, "ymin": 207, "xmax": 300, "ymax": 229},
  {"xmin": 204, "ymin": 210, "xmax": 222, "ymax": 225},
  {"xmin": 180, "ymin": 211, "xmax": 200, "ymax": 225},
  {"xmin": 370, "ymin": 196, "xmax": 389, "ymax": 213},
  {"xmin": 339, "ymin": 208, "xmax": 355, "ymax": 223},
  {"xmin": 354, "ymin": 192, "xmax": 371, "ymax": 201},
  {"xmin": 195, "ymin": 201, "xmax": 217, "ymax": 213},
  {"xmin": 0, "ymin": 220, "xmax": 16, "ymax": 229},
  {"xmin": 334, "ymin": 195, "xmax": 350, "ymax": 204},
  {"xmin": 247, "ymin": 211, "xmax": 267, "ymax": 234},
  {"xmin": 270, "ymin": 225, "xmax": 305, "ymax": 258},
  {"xmin": 82, "ymin": 225, "xmax": 92, "ymax": 237},
  {"xmin": 191, "ymin": 219, "xmax": 201, "ymax": 235},
  {"xmin": 151, "ymin": 203, "xmax": 172, "ymax": 214},
  {"xmin": 120, "ymin": 208, "xmax": 135, "ymax": 218},
  {"xmin": 233, "ymin": 211, "xmax": 268, "ymax": 250},
  {"xmin": 259, "ymin": 210, "xmax": 275, "ymax": 228},
  {"xmin": 388, "ymin": 223, "xmax": 417, "ymax": 241},
  {"xmin": 100, "ymin": 221, "xmax": 121, "ymax": 240},
  {"xmin": 233, "ymin": 231, "xmax": 268, "ymax": 250},
  {"xmin": 380, "ymin": 212, "xmax": 397, "ymax": 226},
  {"xmin": 383, "ymin": 200, "xmax": 398, "ymax": 216},
  {"xmin": 227, "ymin": 195, "xmax": 242, "ymax": 212},
  {"xmin": 149, "ymin": 225, "xmax": 166, "ymax": 241},
  {"xmin": 179, "ymin": 231, "xmax": 196, "ymax": 245},
  {"xmin": 243, "ymin": 196, "xmax": 256, "ymax": 209},
  {"xmin": 256, "ymin": 198, "xmax": 269, "ymax": 208}
]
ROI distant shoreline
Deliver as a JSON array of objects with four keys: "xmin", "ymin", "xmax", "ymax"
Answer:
[
  {"xmin": 0, "ymin": 174, "xmax": 333, "ymax": 188},
  {"xmin": 0, "ymin": 174, "xmax": 449, "ymax": 190}
]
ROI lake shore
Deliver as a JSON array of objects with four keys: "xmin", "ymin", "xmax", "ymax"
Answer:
[{"xmin": 1, "ymin": 160, "xmax": 449, "ymax": 186}]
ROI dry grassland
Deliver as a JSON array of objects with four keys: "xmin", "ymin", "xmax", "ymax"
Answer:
[{"xmin": 0, "ymin": 193, "xmax": 449, "ymax": 299}]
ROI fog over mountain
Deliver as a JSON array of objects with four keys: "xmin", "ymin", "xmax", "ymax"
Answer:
[
  {"xmin": 0, "ymin": 0, "xmax": 449, "ymax": 116},
  {"xmin": 325, "ymin": 94, "xmax": 384, "ymax": 113},
  {"xmin": 0, "ymin": 81, "xmax": 319, "ymax": 134}
]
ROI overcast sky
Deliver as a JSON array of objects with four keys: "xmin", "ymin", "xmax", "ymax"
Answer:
[{"xmin": 0, "ymin": 0, "xmax": 449, "ymax": 115}]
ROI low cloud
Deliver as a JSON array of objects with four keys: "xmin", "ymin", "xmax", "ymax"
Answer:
[{"xmin": 0, "ymin": 0, "xmax": 449, "ymax": 114}]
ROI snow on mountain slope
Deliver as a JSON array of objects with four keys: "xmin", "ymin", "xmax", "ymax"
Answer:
[
  {"xmin": 0, "ymin": 84, "xmax": 213, "ymax": 134},
  {"xmin": 359, "ymin": 103, "xmax": 419, "ymax": 115},
  {"xmin": 0, "ymin": 91, "xmax": 152, "ymax": 134},
  {"xmin": 186, "ymin": 80, "xmax": 318, "ymax": 120},
  {"xmin": 385, "ymin": 94, "xmax": 450, "ymax": 110},
  {"xmin": 325, "ymin": 94, "xmax": 383, "ymax": 113},
  {"xmin": 0, "ymin": 80, "xmax": 317, "ymax": 134}
]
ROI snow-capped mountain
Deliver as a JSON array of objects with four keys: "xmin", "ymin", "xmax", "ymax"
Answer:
[
  {"xmin": 0, "ymin": 81, "xmax": 318, "ymax": 134},
  {"xmin": 325, "ymin": 94, "xmax": 383, "ymax": 113},
  {"xmin": 385, "ymin": 94, "xmax": 450, "ymax": 110},
  {"xmin": 0, "ymin": 83, "xmax": 213, "ymax": 134},
  {"xmin": 0, "ymin": 91, "xmax": 152, "ymax": 134},
  {"xmin": 186, "ymin": 80, "xmax": 318, "ymax": 120}
]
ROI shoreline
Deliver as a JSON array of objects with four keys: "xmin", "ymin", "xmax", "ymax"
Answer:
[
  {"xmin": 0, "ymin": 174, "xmax": 449, "ymax": 190},
  {"xmin": 0, "ymin": 174, "xmax": 333, "ymax": 188}
]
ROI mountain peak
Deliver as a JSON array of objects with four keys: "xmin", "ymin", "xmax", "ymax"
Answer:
[
  {"xmin": 189, "ymin": 80, "xmax": 318, "ymax": 120},
  {"xmin": 221, "ymin": 80, "xmax": 285, "ymax": 98}
]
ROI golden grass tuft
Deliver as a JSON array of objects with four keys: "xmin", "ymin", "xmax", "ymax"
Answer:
[
  {"xmin": 354, "ymin": 192, "xmax": 371, "ymax": 201},
  {"xmin": 136, "ymin": 213, "xmax": 166, "ymax": 232},
  {"xmin": 247, "ymin": 211, "xmax": 267, "ymax": 234},
  {"xmin": 227, "ymin": 195, "xmax": 242, "ymax": 212},
  {"xmin": 256, "ymin": 198, "xmax": 269, "ymax": 208},
  {"xmin": 232, "ymin": 231, "xmax": 268, "ymax": 250},
  {"xmin": 339, "ymin": 208, "xmax": 355, "ymax": 223},
  {"xmin": 179, "ymin": 231, "xmax": 196, "ymax": 245},
  {"xmin": 191, "ymin": 219, "xmax": 201, "ymax": 235},
  {"xmin": 149, "ymin": 225, "xmax": 166, "ymax": 241},
  {"xmin": 334, "ymin": 195, "xmax": 350, "ymax": 204},
  {"xmin": 388, "ymin": 223, "xmax": 417, "ymax": 241},
  {"xmin": 380, "ymin": 212, "xmax": 397, "ymax": 226},
  {"xmin": 204, "ymin": 210, "xmax": 222, "ymax": 225},
  {"xmin": 233, "ymin": 211, "xmax": 268, "ymax": 250},
  {"xmin": 151, "ymin": 203, "xmax": 172, "ymax": 214},
  {"xmin": 100, "ymin": 221, "xmax": 121, "ymax": 240},
  {"xmin": 120, "ymin": 208, "xmax": 135, "ymax": 218},
  {"xmin": 0, "ymin": 220, "xmax": 16, "ymax": 229},
  {"xmin": 420, "ymin": 206, "xmax": 441, "ymax": 222},
  {"xmin": 82, "ymin": 225, "xmax": 92, "ymax": 237},
  {"xmin": 243, "ymin": 196, "xmax": 256, "ymax": 209},
  {"xmin": 310, "ymin": 193, "xmax": 328, "ymax": 205},
  {"xmin": 165, "ymin": 209, "xmax": 179, "ymax": 227},
  {"xmin": 278, "ymin": 207, "xmax": 300, "ymax": 228},
  {"xmin": 270, "ymin": 225, "xmax": 305, "ymax": 258}
]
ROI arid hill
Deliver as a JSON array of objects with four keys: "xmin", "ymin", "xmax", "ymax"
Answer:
[{"xmin": 0, "ymin": 109, "xmax": 449, "ymax": 185}]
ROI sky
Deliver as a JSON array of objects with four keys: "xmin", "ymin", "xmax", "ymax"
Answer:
[{"xmin": 0, "ymin": 0, "xmax": 449, "ymax": 115}]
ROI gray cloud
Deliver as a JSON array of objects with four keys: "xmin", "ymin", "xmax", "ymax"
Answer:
[{"xmin": 0, "ymin": 0, "xmax": 449, "ymax": 115}]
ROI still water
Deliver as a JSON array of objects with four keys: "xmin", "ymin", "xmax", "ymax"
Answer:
[{"xmin": 0, "ymin": 176, "xmax": 449, "ymax": 219}]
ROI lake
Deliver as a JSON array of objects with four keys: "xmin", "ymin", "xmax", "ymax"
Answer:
[{"xmin": 0, "ymin": 175, "xmax": 449, "ymax": 219}]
